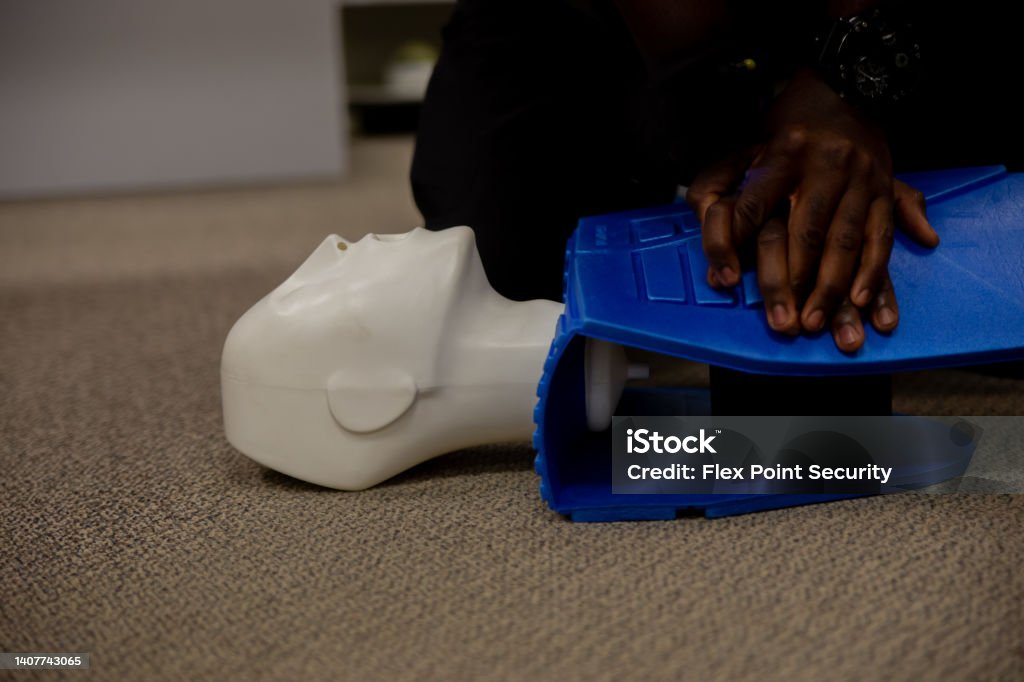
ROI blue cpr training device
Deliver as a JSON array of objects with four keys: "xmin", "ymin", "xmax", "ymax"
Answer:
[{"xmin": 532, "ymin": 166, "xmax": 1024, "ymax": 521}]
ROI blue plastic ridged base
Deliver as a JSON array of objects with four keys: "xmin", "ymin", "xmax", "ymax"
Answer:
[{"xmin": 533, "ymin": 166, "xmax": 1024, "ymax": 522}]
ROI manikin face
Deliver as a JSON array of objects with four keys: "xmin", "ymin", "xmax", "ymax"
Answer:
[
  {"xmin": 221, "ymin": 226, "xmax": 557, "ymax": 490},
  {"xmin": 224, "ymin": 226, "xmax": 492, "ymax": 394}
]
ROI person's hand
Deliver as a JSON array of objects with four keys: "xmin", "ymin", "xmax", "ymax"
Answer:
[{"xmin": 687, "ymin": 70, "xmax": 939, "ymax": 352}]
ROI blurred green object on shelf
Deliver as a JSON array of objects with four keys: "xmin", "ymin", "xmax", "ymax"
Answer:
[{"xmin": 385, "ymin": 41, "xmax": 439, "ymax": 100}]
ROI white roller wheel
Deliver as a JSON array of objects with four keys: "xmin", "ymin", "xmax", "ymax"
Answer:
[{"xmin": 584, "ymin": 338, "xmax": 649, "ymax": 431}]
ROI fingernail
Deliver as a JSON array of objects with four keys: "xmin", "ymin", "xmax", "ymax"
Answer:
[
  {"xmin": 839, "ymin": 324, "xmax": 859, "ymax": 347},
  {"xmin": 771, "ymin": 304, "xmax": 789, "ymax": 328},
  {"xmin": 805, "ymin": 309, "xmax": 824, "ymax": 331},
  {"xmin": 878, "ymin": 307, "xmax": 897, "ymax": 327},
  {"xmin": 719, "ymin": 266, "xmax": 737, "ymax": 285}
]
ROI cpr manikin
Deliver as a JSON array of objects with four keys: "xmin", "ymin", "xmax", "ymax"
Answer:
[{"xmin": 221, "ymin": 226, "xmax": 646, "ymax": 490}]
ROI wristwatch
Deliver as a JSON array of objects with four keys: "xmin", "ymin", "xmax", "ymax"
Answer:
[{"xmin": 813, "ymin": 7, "xmax": 922, "ymax": 111}]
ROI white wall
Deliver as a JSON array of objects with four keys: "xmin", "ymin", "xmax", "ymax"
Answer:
[{"xmin": 0, "ymin": 0, "xmax": 346, "ymax": 198}]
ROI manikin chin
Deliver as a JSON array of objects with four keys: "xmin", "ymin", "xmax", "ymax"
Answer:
[{"xmin": 221, "ymin": 227, "xmax": 562, "ymax": 490}]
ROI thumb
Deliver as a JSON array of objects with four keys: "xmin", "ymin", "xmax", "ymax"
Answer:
[
  {"xmin": 687, "ymin": 146, "xmax": 762, "ymax": 223},
  {"xmin": 894, "ymin": 180, "xmax": 939, "ymax": 248}
]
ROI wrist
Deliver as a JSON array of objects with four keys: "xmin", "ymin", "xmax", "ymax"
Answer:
[
  {"xmin": 765, "ymin": 68, "xmax": 844, "ymax": 128},
  {"xmin": 763, "ymin": 69, "xmax": 893, "ymax": 165}
]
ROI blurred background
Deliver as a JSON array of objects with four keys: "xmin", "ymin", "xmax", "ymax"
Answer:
[
  {"xmin": 0, "ymin": 0, "xmax": 448, "ymax": 197},
  {"xmin": 0, "ymin": 0, "xmax": 451, "ymax": 284}
]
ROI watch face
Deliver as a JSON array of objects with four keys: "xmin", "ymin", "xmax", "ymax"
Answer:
[{"xmin": 834, "ymin": 12, "xmax": 922, "ymax": 105}]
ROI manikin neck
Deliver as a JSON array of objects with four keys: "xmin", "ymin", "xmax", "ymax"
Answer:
[
  {"xmin": 441, "ymin": 293, "xmax": 563, "ymax": 390},
  {"xmin": 424, "ymin": 293, "xmax": 562, "ymax": 443}
]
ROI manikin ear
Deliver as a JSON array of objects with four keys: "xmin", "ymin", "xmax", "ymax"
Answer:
[{"xmin": 326, "ymin": 366, "xmax": 418, "ymax": 433}]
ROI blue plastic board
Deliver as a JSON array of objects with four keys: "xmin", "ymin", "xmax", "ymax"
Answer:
[{"xmin": 533, "ymin": 166, "xmax": 1024, "ymax": 521}]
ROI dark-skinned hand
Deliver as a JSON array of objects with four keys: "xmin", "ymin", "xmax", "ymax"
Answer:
[{"xmin": 687, "ymin": 69, "xmax": 940, "ymax": 352}]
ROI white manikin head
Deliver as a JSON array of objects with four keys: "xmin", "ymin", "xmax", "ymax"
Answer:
[{"xmin": 221, "ymin": 227, "xmax": 562, "ymax": 490}]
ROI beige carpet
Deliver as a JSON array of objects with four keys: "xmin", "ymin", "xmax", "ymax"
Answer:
[{"xmin": 2, "ymin": 137, "xmax": 1022, "ymax": 682}]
